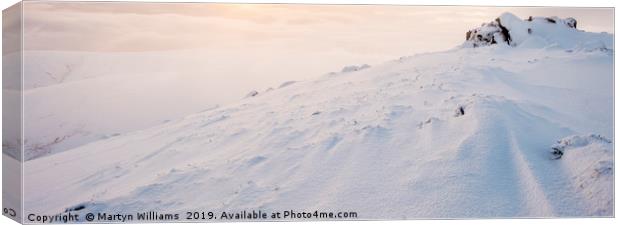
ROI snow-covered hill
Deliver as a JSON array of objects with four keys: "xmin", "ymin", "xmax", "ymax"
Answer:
[
  {"xmin": 10, "ymin": 50, "xmax": 225, "ymax": 160},
  {"xmin": 9, "ymin": 45, "xmax": 396, "ymax": 160},
  {"xmin": 23, "ymin": 13, "xmax": 613, "ymax": 218},
  {"xmin": 465, "ymin": 12, "xmax": 612, "ymax": 50}
]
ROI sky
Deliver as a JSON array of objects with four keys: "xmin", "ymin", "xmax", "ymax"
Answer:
[
  {"xmin": 21, "ymin": 2, "xmax": 614, "ymax": 53},
  {"xmin": 14, "ymin": 2, "xmax": 616, "ymax": 104}
]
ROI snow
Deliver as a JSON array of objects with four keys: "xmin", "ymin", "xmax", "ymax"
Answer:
[
  {"xmin": 553, "ymin": 135, "xmax": 614, "ymax": 215},
  {"xmin": 13, "ymin": 51, "xmax": 223, "ymax": 160},
  {"xmin": 15, "ymin": 50, "xmax": 262, "ymax": 160},
  {"xmin": 245, "ymin": 90, "xmax": 260, "ymax": 98},
  {"xmin": 23, "ymin": 13, "xmax": 613, "ymax": 219},
  {"xmin": 15, "ymin": 46, "xmax": 392, "ymax": 160},
  {"xmin": 278, "ymin": 81, "xmax": 297, "ymax": 89},
  {"xmin": 465, "ymin": 12, "xmax": 613, "ymax": 51},
  {"xmin": 340, "ymin": 64, "xmax": 371, "ymax": 73}
]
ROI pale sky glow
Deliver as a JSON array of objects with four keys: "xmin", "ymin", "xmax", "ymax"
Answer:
[
  {"xmin": 22, "ymin": 2, "xmax": 614, "ymax": 53},
  {"xmin": 15, "ymin": 2, "xmax": 615, "ymax": 104}
]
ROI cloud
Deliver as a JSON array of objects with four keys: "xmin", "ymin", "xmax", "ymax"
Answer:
[
  {"xmin": 21, "ymin": 2, "xmax": 613, "ymax": 54},
  {"xmin": 14, "ymin": 2, "xmax": 615, "ymax": 111}
]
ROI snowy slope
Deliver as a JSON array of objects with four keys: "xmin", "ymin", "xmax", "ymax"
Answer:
[
  {"xmin": 16, "ymin": 50, "xmax": 222, "ymax": 160},
  {"xmin": 24, "ymin": 13, "xmax": 613, "ymax": 218},
  {"xmin": 14, "ymin": 46, "xmax": 395, "ymax": 160}
]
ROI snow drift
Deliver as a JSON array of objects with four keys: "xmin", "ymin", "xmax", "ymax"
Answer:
[{"xmin": 23, "ymin": 13, "xmax": 613, "ymax": 219}]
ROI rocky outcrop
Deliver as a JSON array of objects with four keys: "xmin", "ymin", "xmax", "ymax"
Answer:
[{"xmin": 465, "ymin": 13, "xmax": 579, "ymax": 48}]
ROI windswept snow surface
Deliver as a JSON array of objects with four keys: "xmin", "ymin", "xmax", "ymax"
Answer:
[
  {"xmin": 14, "ymin": 46, "xmax": 391, "ymax": 160},
  {"xmin": 24, "ymin": 16, "xmax": 613, "ymax": 218},
  {"xmin": 16, "ymin": 50, "xmax": 226, "ymax": 160}
]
